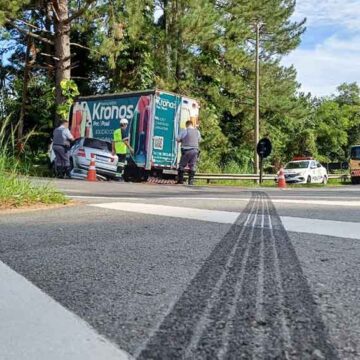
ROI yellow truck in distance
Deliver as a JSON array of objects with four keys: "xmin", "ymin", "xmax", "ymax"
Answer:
[{"xmin": 350, "ymin": 145, "xmax": 360, "ymax": 184}]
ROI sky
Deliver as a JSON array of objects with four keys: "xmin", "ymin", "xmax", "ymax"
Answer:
[{"xmin": 282, "ymin": 0, "xmax": 360, "ymax": 97}]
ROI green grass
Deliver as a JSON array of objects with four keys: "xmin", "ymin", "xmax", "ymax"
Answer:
[
  {"xmin": 0, "ymin": 171, "xmax": 67, "ymax": 209},
  {"xmin": 0, "ymin": 116, "xmax": 67, "ymax": 209}
]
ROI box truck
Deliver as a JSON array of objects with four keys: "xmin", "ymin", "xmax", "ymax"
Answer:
[
  {"xmin": 69, "ymin": 89, "xmax": 200, "ymax": 181},
  {"xmin": 350, "ymin": 145, "xmax": 360, "ymax": 184}
]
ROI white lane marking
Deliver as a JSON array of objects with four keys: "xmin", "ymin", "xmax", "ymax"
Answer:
[
  {"xmin": 90, "ymin": 202, "xmax": 360, "ymax": 240},
  {"xmin": 70, "ymin": 195, "xmax": 251, "ymax": 201},
  {"xmin": 90, "ymin": 202, "xmax": 240, "ymax": 224},
  {"xmin": 268, "ymin": 212, "xmax": 273, "ymax": 229},
  {"xmin": 272, "ymin": 199, "xmax": 360, "ymax": 207},
  {"xmin": 252, "ymin": 211, "xmax": 258, "ymax": 227},
  {"xmin": 0, "ymin": 261, "xmax": 132, "ymax": 360},
  {"xmin": 281, "ymin": 216, "xmax": 360, "ymax": 240},
  {"xmin": 75, "ymin": 195, "xmax": 360, "ymax": 207}
]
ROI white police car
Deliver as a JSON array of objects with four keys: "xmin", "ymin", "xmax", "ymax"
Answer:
[{"xmin": 281, "ymin": 157, "xmax": 328, "ymax": 184}]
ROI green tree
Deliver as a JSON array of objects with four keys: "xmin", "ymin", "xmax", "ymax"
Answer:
[
  {"xmin": 314, "ymin": 100, "xmax": 350, "ymax": 162},
  {"xmin": 0, "ymin": 0, "xmax": 28, "ymax": 24},
  {"xmin": 334, "ymin": 83, "xmax": 360, "ymax": 150}
]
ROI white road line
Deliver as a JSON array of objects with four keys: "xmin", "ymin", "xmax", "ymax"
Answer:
[
  {"xmin": 71, "ymin": 195, "xmax": 251, "ymax": 201},
  {"xmin": 90, "ymin": 202, "xmax": 240, "ymax": 224},
  {"xmin": 90, "ymin": 202, "xmax": 360, "ymax": 240},
  {"xmin": 281, "ymin": 216, "xmax": 360, "ymax": 240},
  {"xmin": 75, "ymin": 195, "xmax": 360, "ymax": 207},
  {"xmin": 272, "ymin": 199, "xmax": 360, "ymax": 207},
  {"xmin": 0, "ymin": 261, "xmax": 132, "ymax": 360}
]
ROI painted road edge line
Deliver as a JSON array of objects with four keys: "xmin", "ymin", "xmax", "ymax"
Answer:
[
  {"xmin": 90, "ymin": 202, "xmax": 239, "ymax": 224},
  {"xmin": 90, "ymin": 202, "xmax": 360, "ymax": 240},
  {"xmin": 74, "ymin": 195, "xmax": 360, "ymax": 207},
  {"xmin": 272, "ymin": 199, "xmax": 360, "ymax": 207},
  {"xmin": 281, "ymin": 216, "xmax": 360, "ymax": 240},
  {"xmin": 0, "ymin": 260, "xmax": 133, "ymax": 360}
]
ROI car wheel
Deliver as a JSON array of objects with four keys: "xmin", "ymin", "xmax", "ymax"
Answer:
[
  {"xmin": 307, "ymin": 175, "xmax": 312, "ymax": 184},
  {"xmin": 322, "ymin": 175, "xmax": 328, "ymax": 185}
]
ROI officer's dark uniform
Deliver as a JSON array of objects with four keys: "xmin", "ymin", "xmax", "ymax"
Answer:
[
  {"xmin": 53, "ymin": 122, "xmax": 73, "ymax": 178},
  {"xmin": 177, "ymin": 126, "xmax": 201, "ymax": 185}
]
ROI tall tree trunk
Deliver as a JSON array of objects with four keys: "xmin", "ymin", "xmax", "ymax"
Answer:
[{"xmin": 53, "ymin": 0, "xmax": 71, "ymax": 122}]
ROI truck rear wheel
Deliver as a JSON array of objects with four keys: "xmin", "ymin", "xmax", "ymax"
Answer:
[{"xmin": 123, "ymin": 167, "xmax": 149, "ymax": 182}]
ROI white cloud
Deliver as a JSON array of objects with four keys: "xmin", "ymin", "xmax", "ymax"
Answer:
[
  {"xmin": 282, "ymin": 34, "xmax": 360, "ymax": 96},
  {"xmin": 293, "ymin": 0, "xmax": 360, "ymax": 31},
  {"xmin": 281, "ymin": 1, "xmax": 360, "ymax": 97}
]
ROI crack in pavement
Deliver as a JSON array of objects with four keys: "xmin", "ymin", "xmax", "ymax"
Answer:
[{"xmin": 136, "ymin": 192, "xmax": 339, "ymax": 360}]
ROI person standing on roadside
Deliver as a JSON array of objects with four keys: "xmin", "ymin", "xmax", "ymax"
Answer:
[
  {"xmin": 52, "ymin": 119, "xmax": 75, "ymax": 178},
  {"xmin": 176, "ymin": 120, "xmax": 201, "ymax": 185},
  {"xmin": 112, "ymin": 118, "xmax": 134, "ymax": 182}
]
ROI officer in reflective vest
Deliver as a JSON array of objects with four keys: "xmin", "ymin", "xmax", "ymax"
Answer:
[
  {"xmin": 52, "ymin": 119, "xmax": 75, "ymax": 178},
  {"xmin": 176, "ymin": 120, "xmax": 201, "ymax": 185},
  {"xmin": 112, "ymin": 118, "xmax": 134, "ymax": 181}
]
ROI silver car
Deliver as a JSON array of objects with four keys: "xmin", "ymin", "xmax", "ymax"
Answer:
[
  {"xmin": 69, "ymin": 138, "xmax": 118, "ymax": 178},
  {"xmin": 50, "ymin": 138, "xmax": 118, "ymax": 179}
]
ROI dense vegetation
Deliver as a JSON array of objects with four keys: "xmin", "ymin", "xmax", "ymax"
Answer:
[
  {"xmin": 0, "ymin": 117, "xmax": 66, "ymax": 208},
  {"xmin": 1, "ymin": 0, "xmax": 359, "ymax": 174}
]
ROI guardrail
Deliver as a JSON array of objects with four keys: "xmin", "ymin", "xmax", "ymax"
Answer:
[{"xmin": 195, "ymin": 173, "xmax": 349, "ymax": 182}]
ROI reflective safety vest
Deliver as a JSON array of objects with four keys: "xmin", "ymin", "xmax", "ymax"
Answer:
[{"xmin": 113, "ymin": 128, "xmax": 127, "ymax": 154}]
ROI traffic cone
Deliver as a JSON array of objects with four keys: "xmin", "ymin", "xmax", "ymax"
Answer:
[
  {"xmin": 278, "ymin": 167, "xmax": 286, "ymax": 188},
  {"xmin": 87, "ymin": 154, "xmax": 97, "ymax": 182}
]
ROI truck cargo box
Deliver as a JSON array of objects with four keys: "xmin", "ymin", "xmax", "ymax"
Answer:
[{"xmin": 69, "ymin": 89, "xmax": 200, "ymax": 180}]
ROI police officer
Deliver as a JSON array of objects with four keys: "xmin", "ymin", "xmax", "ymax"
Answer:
[
  {"xmin": 176, "ymin": 120, "xmax": 201, "ymax": 185},
  {"xmin": 112, "ymin": 118, "xmax": 134, "ymax": 182},
  {"xmin": 52, "ymin": 119, "xmax": 75, "ymax": 178}
]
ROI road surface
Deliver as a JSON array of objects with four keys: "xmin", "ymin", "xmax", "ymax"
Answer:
[{"xmin": 1, "ymin": 180, "xmax": 360, "ymax": 359}]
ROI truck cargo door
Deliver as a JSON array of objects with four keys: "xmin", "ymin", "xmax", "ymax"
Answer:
[{"xmin": 152, "ymin": 91, "xmax": 181, "ymax": 169}]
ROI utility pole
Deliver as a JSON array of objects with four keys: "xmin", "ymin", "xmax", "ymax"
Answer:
[{"xmin": 254, "ymin": 22, "xmax": 260, "ymax": 178}]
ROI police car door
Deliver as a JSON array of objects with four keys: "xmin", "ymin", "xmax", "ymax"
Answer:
[
  {"xmin": 316, "ymin": 161, "xmax": 325, "ymax": 182},
  {"xmin": 310, "ymin": 161, "xmax": 318, "ymax": 182}
]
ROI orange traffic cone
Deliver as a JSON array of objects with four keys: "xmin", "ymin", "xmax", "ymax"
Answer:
[
  {"xmin": 278, "ymin": 167, "xmax": 286, "ymax": 188},
  {"xmin": 87, "ymin": 154, "xmax": 97, "ymax": 182}
]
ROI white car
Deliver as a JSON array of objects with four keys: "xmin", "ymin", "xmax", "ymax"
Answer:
[
  {"xmin": 280, "ymin": 158, "xmax": 328, "ymax": 184},
  {"xmin": 49, "ymin": 137, "xmax": 119, "ymax": 179}
]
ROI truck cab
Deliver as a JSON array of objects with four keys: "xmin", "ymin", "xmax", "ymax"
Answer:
[{"xmin": 350, "ymin": 145, "xmax": 360, "ymax": 184}]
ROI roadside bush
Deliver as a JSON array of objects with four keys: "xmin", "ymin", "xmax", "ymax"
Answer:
[{"xmin": 0, "ymin": 116, "xmax": 67, "ymax": 208}]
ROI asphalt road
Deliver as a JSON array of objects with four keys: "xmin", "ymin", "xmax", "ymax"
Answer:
[{"xmin": 1, "ymin": 180, "xmax": 360, "ymax": 359}]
